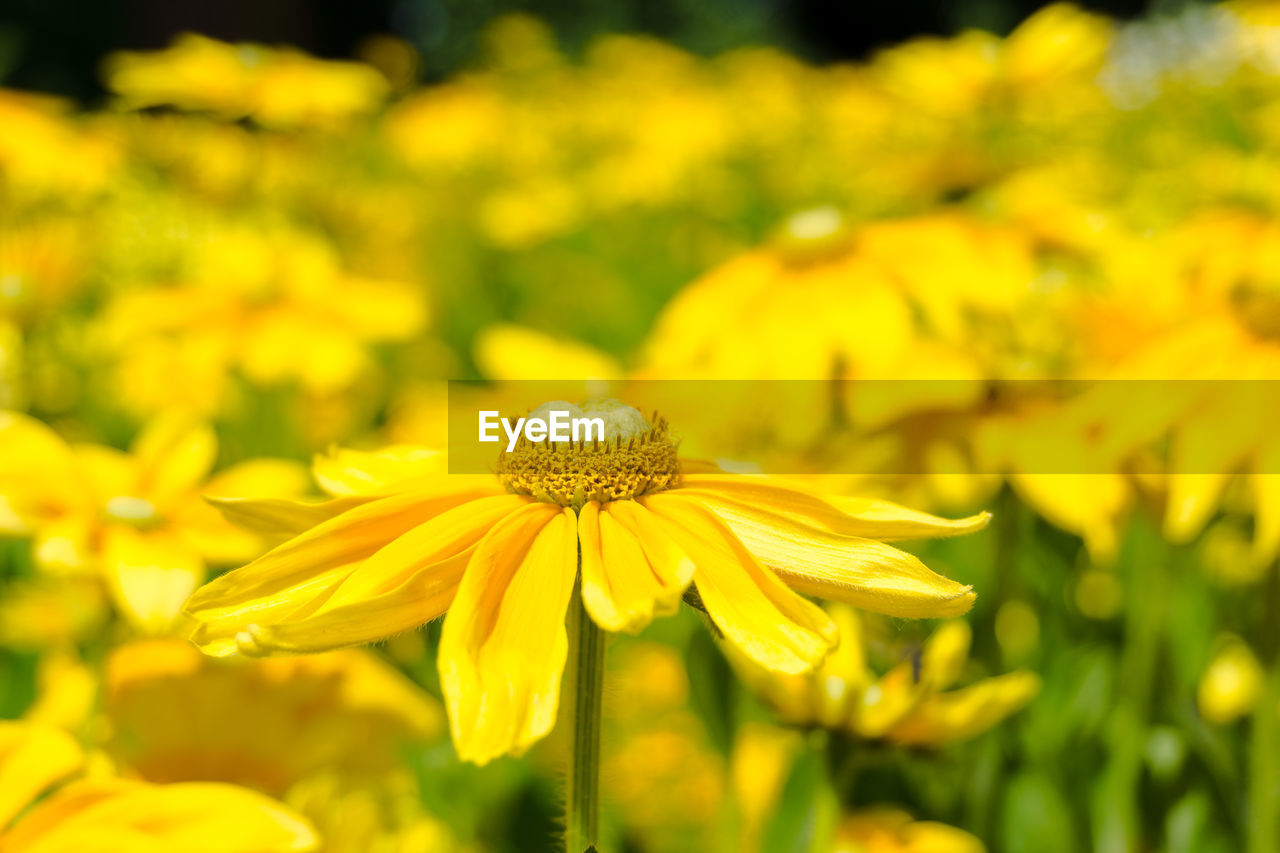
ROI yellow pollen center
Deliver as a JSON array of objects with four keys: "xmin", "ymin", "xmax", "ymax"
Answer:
[{"xmin": 496, "ymin": 401, "xmax": 679, "ymax": 508}]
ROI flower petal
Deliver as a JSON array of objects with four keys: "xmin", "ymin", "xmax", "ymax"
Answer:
[
  {"xmin": 103, "ymin": 527, "xmax": 206, "ymax": 634},
  {"xmin": 5, "ymin": 779, "xmax": 319, "ymax": 853},
  {"xmin": 438, "ymin": 502, "xmax": 576, "ymax": 764},
  {"xmin": 578, "ymin": 501, "xmax": 686, "ymax": 633},
  {"xmin": 203, "ymin": 495, "xmax": 375, "ymax": 542},
  {"xmin": 0, "ymin": 722, "xmax": 84, "ymax": 833},
  {"xmin": 185, "ymin": 483, "xmax": 500, "ymax": 628},
  {"xmin": 886, "ymin": 671, "xmax": 1041, "ymax": 746},
  {"xmin": 245, "ymin": 495, "xmax": 530, "ymax": 654},
  {"xmin": 641, "ymin": 495, "xmax": 837, "ymax": 674},
  {"xmin": 661, "ymin": 489, "xmax": 976, "ymax": 619},
  {"xmin": 679, "ymin": 476, "xmax": 990, "ymax": 540},
  {"xmin": 131, "ymin": 416, "xmax": 218, "ymax": 512}
]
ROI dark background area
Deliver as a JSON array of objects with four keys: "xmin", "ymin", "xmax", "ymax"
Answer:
[{"xmin": 1, "ymin": 0, "xmax": 1166, "ymax": 101}]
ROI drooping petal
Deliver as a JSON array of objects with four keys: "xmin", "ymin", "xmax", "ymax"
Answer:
[
  {"xmin": 663, "ymin": 490, "xmax": 976, "ymax": 619},
  {"xmin": 578, "ymin": 501, "xmax": 687, "ymax": 633},
  {"xmin": 641, "ymin": 494, "xmax": 837, "ymax": 674},
  {"xmin": 4, "ymin": 779, "xmax": 319, "ymax": 853},
  {"xmin": 679, "ymin": 475, "xmax": 990, "ymax": 540},
  {"xmin": 0, "ymin": 722, "xmax": 84, "ymax": 833},
  {"xmin": 244, "ymin": 495, "xmax": 530, "ymax": 654},
  {"xmin": 438, "ymin": 502, "xmax": 577, "ymax": 764}
]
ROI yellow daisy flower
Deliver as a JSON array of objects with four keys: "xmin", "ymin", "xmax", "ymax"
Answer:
[
  {"xmin": 185, "ymin": 399, "xmax": 986, "ymax": 764},
  {"xmin": 0, "ymin": 721, "xmax": 317, "ymax": 852},
  {"xmin": 0, "ymin": 411, "xmax": 309, "ymax": 632}
]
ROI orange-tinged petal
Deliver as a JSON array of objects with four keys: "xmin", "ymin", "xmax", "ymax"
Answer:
[
  {"xmin": 0, "ymin": 722, "xmax": 83, "ymax": 833},
  {"xmin": 185, "ymin": 483, "xmax": 501, "ymax": 626},
  {"xmin": 578, "ymin": 501, "xmax": 685, "ymax": 633},
  {"xmin": 4, "ymin": 779, "xmax": 318, "ymax": 853},
  {"xmin": 641, "ymin": 495, "xmax": 837, "ymax": 674},
  {"xmin": 667, "ymin": 490, "xmax": 976, "ymax": 619},
  {"xmin": 438, "ymin": 502, "xmax": 576, "ymax": 764},
  {"xmin": 244, "ymin": 495, "xmax": 530, "ymax": 654}
]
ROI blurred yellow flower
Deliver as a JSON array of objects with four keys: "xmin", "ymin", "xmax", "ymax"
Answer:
[
  {"xmin": 0, "ymin": 721, "xmax": 318, "ymax": 852},
  {"xmin": 95, "ymin": 224, "xmax": 426, "ymax": 415},
  {"xmin": 832, "ymin": 807, "xmax": 986, "ymax": 853},
  {"xmin": 98, "ymin": 638, "xmax": 448, "ymax": 852},
  {"xmin": 728, "ymin": 605, "xmax": 1039, "ymax": 746},
  {"xmin": 105, "ymin": 34, "xmax": 389, "ymax": 129},
  {"xmin": 185, "ymin": 399, "xmax": 985, "ymax": 763},
  {"xmin": 1198, "ymin": 636, "xmax": 1264, "ymax": 725},
  {"xmin": 0, "ymin": 412, "xmax": 309, "ymax": 632}
]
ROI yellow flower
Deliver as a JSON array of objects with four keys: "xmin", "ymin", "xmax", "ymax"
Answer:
[
  {"xmin": 0, "ymin": 721, "xmax": 318, "ymax": 852},
  {"xmin": 0, "ymin": 90, "xmax": 118, "ymax": 196},
  {"xmin": 185, "ymin": 399, "xmax": 986, "ymax": 764},
  {"xmin": 95, "ymin": 224, "xmax": 426, "ymax": 412},
  {"xmin": 102, "ymin": 638, "xmax": 442, "ymax": 791},
  {"xmin": 727, "ymin": 604, "xmax": 1039, "ymax": 746},
  {"xmin": 1198, "ymin": 636, "xmax": 1263, "ymax": 725},
  {"xmin": 0, "ymin": 412, "xmax": 309, "ymax": 632},
  {"xmin": 104, "ymin": 34, "xmax": 388, "ymax": 129},
  {"xmin": 832, "ymin": 807, "xmax": 986, "ymax": 853},
  {"xmin": 99, "ymin": 638, "xmax": 448, "ymax": 851}
]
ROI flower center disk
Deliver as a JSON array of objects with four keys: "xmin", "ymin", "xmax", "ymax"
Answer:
[{"xmin": 496, "ymin": 401, "xmax": 679, "ymax": 508}]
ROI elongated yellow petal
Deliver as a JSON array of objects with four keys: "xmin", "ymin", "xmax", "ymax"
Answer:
[
  {"xmin": 243, "ymin": 496, "xmax": 530, "ymax": 654},
  {"xmin": 680, "ymin": 476, "xmax": 990, "ymax": 540},
  {"xmin": 4, "ymin": 779, "xmax": 318, "ymax": 853},
  {"xmin": 668, "ymin": 489, "xmax": 976, "ymax": 618},
  {"xmin": 203, "ymin": 495, "xmax": 372, "ymax": 541},
  {"xmin": 0, "ymin": 722, "xmax": 83, "ymax": 833},
  {"xmin": 641, "ymin": 495, "xmax": 837, "ymax": 674},
  {"xmin": 438, "ymin": 502, "xmax": 576, "ymax": 764},
  {"xmin": 236, "ymin": 552, "xmax": 470, "ymax": 655},
  {"xmin": 578, "ymin": 501, "xmax": 686, "ymax": 633},
  {"xmin": 185, "ymin": 483, "xmax": 500, "ymax": 625},
  {"xmin": 886, "ymin": 670, "xmax": 1041, "ymax": 746}
]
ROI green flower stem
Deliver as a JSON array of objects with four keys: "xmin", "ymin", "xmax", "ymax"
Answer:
[{"xmin": 565, "ymin": 576, "xmax": 605, "ymax": 853}]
